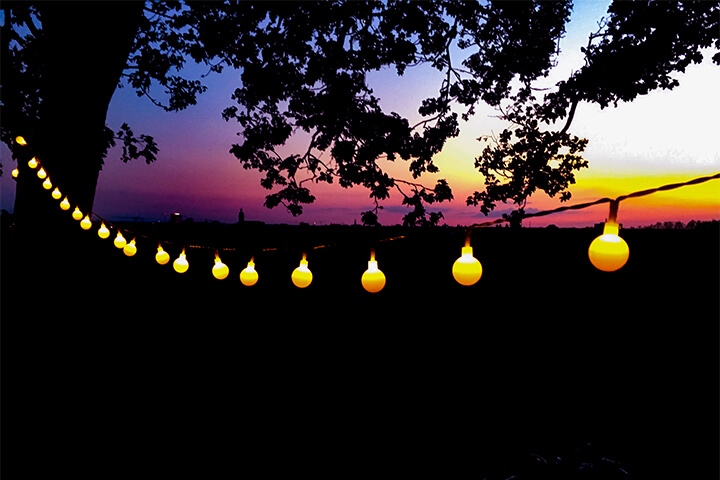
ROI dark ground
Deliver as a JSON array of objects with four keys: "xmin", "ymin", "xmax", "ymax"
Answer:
[{"xmin": 2, "ymin": 219, "xmax": 718, "ymax": 478}]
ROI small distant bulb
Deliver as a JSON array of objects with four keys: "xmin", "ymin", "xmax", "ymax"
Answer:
[
  {"xmin": 173, "ymin": 248, "xmax": 189, "ymax": 273},
  {"xmin": 37, "ymin": 167, "xmax": 47, "ymax": 179},
  {"xmin": 42, "ymin": 177, "xmax": 53, "ymax": 190},
  {"xmin": 361, "ymin": 250, "xmax": 386, "ymax": 293},
  {"xmin": 114, "ymin": 231, "xmax": 127, "ymax": 249},
  {"xmin": 240, "ymin": 258, "xmax": 258, "ymax": 286},
  {"xmin": 588, "ymin": 221, "xmax": 629, "ymax": 272},
  {"xmin": 71, "ymin": 206, "xmax": 83, "ymax": 221},
  {"xmin": 98, "ymin": 222, "xmax": 110, "ymax": 239},
  {"xmin": 11, "ymin": 168, "xmax": 19, "ymax": 178},
  {"xmin": 212, "ymin": 253, "xmax": 229, "ymax": 280},
  {"xmin": 123, "ymin": 238, "xmax": 137, "ymax": 257},
  {"xmin": 80, "ymin": 215, "xmax": 92, "ymax": 230},
  {"xmin": 15, "ymin": 136, "xmax": 27, "ymax": 146},
  {"xmin": 155, "ymin": 245, "xmax": 170, "ymax": 265},
  {"xmin": 452, "ymin": 241, "xmax": 483, "ymax": 286},
  {"xmin": 28, "ymin": 157, "xmax": 38, "ymax": 169},
  {"xmin": 51, "ymin": 187, "xmax": 62, "ymax": 200},
  {"xmin": 291, "ymin": 253, "xmax": 312, "ymax": 288},
  {"xmin": 60, "ymin": 197, "xmax": 71, "ymax": 210}
]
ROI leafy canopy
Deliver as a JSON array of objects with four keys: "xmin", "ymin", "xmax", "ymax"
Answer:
[{"xmin": 2, "ymin": 1, "xmax": 718, "ymax": 225}]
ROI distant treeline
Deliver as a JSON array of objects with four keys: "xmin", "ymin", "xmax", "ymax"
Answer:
[{"xmin": 639, "ymin": 219, "xmax": 719, "ymax": 230}]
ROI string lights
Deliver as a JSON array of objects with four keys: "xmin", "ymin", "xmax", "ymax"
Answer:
[
  {"xmin": 9, "ymin": 135, "xmax": 720, "ymax": 289},
  {"xmin": 588, "ymin": 200, "xmax": 630, "ymax": 272},
  {"xmin": 361, "ymin": 249, "xmax": 386, "ymax": 293},
  {"xmin": 240, "ymin": 258, "xmax": 259, "ymax": 286},
  {"xmin": 452, "ymin": 234, "xmax": 483, "ymax": 286},
  {"xmin": 291, "ymin": 253, "xmax": 313, "ymax": 288}
]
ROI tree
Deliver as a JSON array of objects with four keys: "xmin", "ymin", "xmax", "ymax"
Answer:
[{"xmin": 2, "ymin": 1, "xmax": 718, "ymax": 229}]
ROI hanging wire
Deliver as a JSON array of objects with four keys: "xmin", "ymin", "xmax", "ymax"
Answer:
[{"xmin": 12, "ymin": 136, "xmax": 720, "ymax": 255}]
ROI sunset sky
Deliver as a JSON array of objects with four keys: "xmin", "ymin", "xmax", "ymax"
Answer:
[{"xmin": 1, "ymin": 0, "xmax": 718, "ymax": 227}]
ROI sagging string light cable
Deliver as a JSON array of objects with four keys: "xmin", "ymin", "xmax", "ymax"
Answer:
[{"xmin": 10, "ymin": 135, "xmax": 720, "ymax": 285}]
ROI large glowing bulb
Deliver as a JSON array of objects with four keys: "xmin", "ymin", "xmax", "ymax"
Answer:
[
  {"xmin": 11, "ymin": 168, "xmax": 19, "ymax": 178},
  {"xmin": 15, "ymin": 136, "xmax": 27, "ymax": 146},
  {"xmin": 60, "ymin": 197, "xmax": 71, "ymax": 210},
  {"xmin": 98, "ymin": 222, "xmax": 110, "ymax": 239},
  {"xmin": 291, "ymin": 253, "xmax": 312, "ymax": 288},
  {"xmin": 28, "ymin": 157, "xmax": 38, "ymax": 169},
  {"xmin": 361, "ymin": 250, "xmax": 386, "ymax": 293},
  {"xmin": 114, "ymin": 231, "xmax": 127, "ymax": 249},
  {"xmin": 51, "ymin": 187, "xmax": 62, "ymax": 200},
  {"xmin": 240, "ymin": 258, "xmax": 258, "ymax": 286},
  {"xmin": 452, "ymin": 242, "xmax": 483, "ymax": 286},
  {"xmin": 37, "ymin": 167, "xmax": 47, "ymax": 179},
  {"xmin": 155, "ymin": 245, "xmax": 170, "ymax": 265},
  {"xmin": 71, "ymin": 206, "xmax": 83, "ymax": 221},
  {"xmin": 212, "ymin": 253, "xmax": 229, "ymax": 280},
  {"xmin": 42, "ymin": 177, "xmax": 53, "ymax": 190},
  {"xmin": 80, "ymin": 215, "xmax": 92, "ymax": 230},
  {"xmin": 123, "ymin": 238, "xmax": 137, "ymax": 256},
  {"xmin": 589, "ymin": 221, "xmax": 629, "ymax": 272},
  {"xmin": 173, "ymin": 249, "xmax": 189, "ymax": 273}
]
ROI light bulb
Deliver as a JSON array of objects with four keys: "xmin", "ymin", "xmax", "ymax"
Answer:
[
  {"xmin": 28, "ymin": 157, "xmax": 38, "ymax": 169},
  {"xmin": 588, "ymin": 221, "xmax": 629, "ymax": 272},
  {"xmin": 452, "ymin": 239, "xmax": 483, "ymax": 286},
  {"xmin": 98, "ymin": 222, "xmax": 110, "ymax": 239},
  {"xmin": 291, "ymin": 253, "xmax": 312, "ymax": 288},
  {"xmin": 114, "ymin": 231, "xmax": 127, "ymax": 249},
  {"xmin": 155, "ymin": 245, "xmax": 170, "ymax": 265},
  {"xmin": 37, "ymin": 167, "xmax": 47, "ymax": 179},
  {"xmin": 11, "ymin": 168, "xmax": 19, "ymax": 178},
  {"xmin": 173, "ymin": 248, "xmax": 189, "ymax": 273},
  {"xmin": 71, "ymin": 206, "xmax": 83, "ymax": 221},
  {"xmin": 15, "ymin": 136, "xmax": 27, "ymax": 146},
  {"xmin": 42, "ymin": 177, "xmax": 53, "ymax": 190},
  {"xmin": 80, "ymin": 215, "xmax": 92, "ymax": 230},
  {"xmin": 240, "ymin": 258, "xmax": 258, "ymax": 286},
  {"xmin": 51, "ymin": 187, "xmax": 62, "ymax": 199},
  {"xmin": 60, "ymin": 197, "xmax": 71, "ymax": 210},
  {"xmin": 123, "ymin": 238, "xmax": 137, "ymax": 257},
  {"xmin": 361, "ymin": 249, "xmax": 386, "ymax": 293},
  {"xmin": 212, "ymin": 253, "xmax": 229, "ymax": 280}
]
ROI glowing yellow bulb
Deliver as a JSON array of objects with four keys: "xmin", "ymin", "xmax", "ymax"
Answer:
[
  {"xmin": 588, "ymin": 221, "xmax": 629, "ymax": 272},
  {"xmin": 37, "ymin": 167, "xmax": 47, "ymax": 179},
  {"xmin": 114, "ymin": 231, "xmax": 127, "ymax": 249},
  {"xmin": 123, "ymin": 238, "xmax": 137, "ymax": 257},
  {"xmin": 212, "ymin": 254, "xmax": 229, "ymax": 280},
  {"xmin": 291, "ymin": 253, "xmax": 312, "ymax": 288},
  {"xmin": 155, "ymin": 245, "xmax": 170, "ymax": 265},
  {"xmin": 173, "ymin": 249, "xmax": 189, "ymax": 273},
  {"xmin": 452, "ymin": 244, "xmax": 483, "ymax": 286},
  {"xmin": 60, "ymin": 197, "xmax": 71, "ymax": 210},
  {"xmin": 42, "ymin": 177, "xmax": 53, "ymax": 190},
  {"xmin": 11, "ymin": 168, "xmax": 19, "ymax": 178},
  {"xmin": 80, "ymin": 215, "xmax": 92, "ymax": 230},
  {"xmin": 361, "ymin": 250, "xmax": 386, "ymax": 293},
  {"xmin": 15, "ymin": 136, "xmax": 27, "ymax": 146},
  {"xmin": 240, "ymin": 258, "xmax": 258, "ymax": 286},
  {"xmin": 71, "ymin": 206, "xmax": 83, "ymax": 221},
  {"xmin": 51, "ymin": 187, "xmax": 62, "ymax": 199},
  {"xmin": 28, "ymin": 157, "xmax": 38, "ymax": 169},
  {"xmin": 98, "ymin": 223, "xmax": 110, "ymax": 239}
]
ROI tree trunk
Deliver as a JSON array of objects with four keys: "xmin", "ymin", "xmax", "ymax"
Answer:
[{"xmin": 13, "ymin": 2, "xmax": 144, "ymax": 233}]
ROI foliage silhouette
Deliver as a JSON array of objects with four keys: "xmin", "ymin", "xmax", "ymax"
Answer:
[{"xmin": 1, "ymin": 1, "xmax": 718, "ymax": 227}]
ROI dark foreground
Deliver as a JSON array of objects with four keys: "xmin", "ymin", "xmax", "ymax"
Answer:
[{"xmin": 2, "ymin": 221, "xmax": 718, "ymax": 478}]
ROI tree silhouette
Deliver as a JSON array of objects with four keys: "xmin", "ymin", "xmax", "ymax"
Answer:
[{"xmin": 1, "ymin": 1, "xmax": 718, "ymax": 228}]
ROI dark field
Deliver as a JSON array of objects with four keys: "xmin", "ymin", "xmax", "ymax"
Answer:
[{"xmin": 2, "ymin": 221, "xmax": 718, "ymax": 478}]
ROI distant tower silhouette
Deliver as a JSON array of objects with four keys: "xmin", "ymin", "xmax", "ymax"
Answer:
[{"xmin": 238, "ymin": 208, "xmax": 245, "ymax": 224}]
